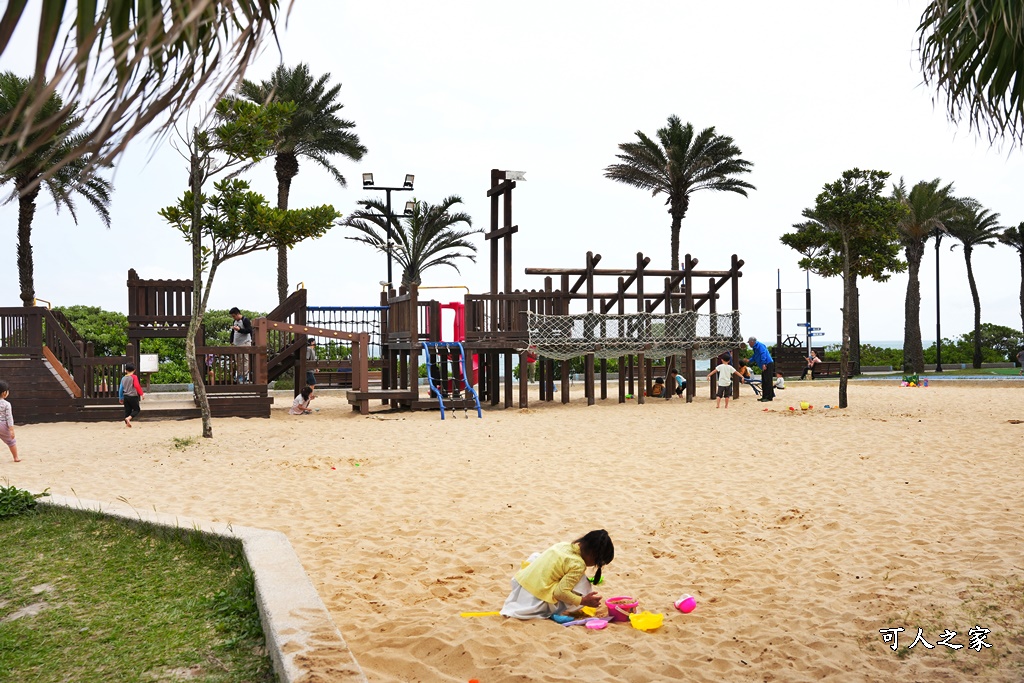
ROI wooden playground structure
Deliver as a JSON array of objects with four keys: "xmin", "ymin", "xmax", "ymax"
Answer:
[
  {"xmin": 0, "ymin": 169, "xmax": 746, "ymax": 423},
  {"xmin": 364, "ymin": 169, "xmax": 747, "ymax": 411}
]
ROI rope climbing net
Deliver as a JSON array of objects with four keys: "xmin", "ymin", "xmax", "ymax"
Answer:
[{"xmin": 526, "ymin": 311, "xmax": 742, "ymax": 361}]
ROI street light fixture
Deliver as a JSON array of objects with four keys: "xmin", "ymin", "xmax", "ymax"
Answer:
[
  {"xmin": 932, "ymin": 225, "xmax": 946, "ymax": 373},
  {"xmin": 361, "ymin": 173, "xmax": 415, "ymax": 289}
]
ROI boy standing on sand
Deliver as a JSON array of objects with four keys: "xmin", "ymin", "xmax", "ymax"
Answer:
[
  {"xmin": 118, "ymin": 363, "xmax": 145, "ymax": 427},
  {"xmin": 707, "ymin": 358, "xmax": 742, "ymax": 408},
  {"xmin": 0, "ymin": 380, "xmax": 20, "ymax": 462}
]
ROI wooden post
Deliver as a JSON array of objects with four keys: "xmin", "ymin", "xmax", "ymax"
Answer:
[
  {"xmin": 600, "ymin": 358, "xmax": 607, "ymax": 400},
  {"xmin": 519, "ymin": 350, "xmax": 529, "ymax": 408},
  {"xmin": 253, "ymin": 321, "xmax": 268, "ymax": 386},
  {"xmin": 637, "ymin": 352, "xmax": 645, "ymax": 404},
  {"xmin": 504, "ymin": 351, "xmax": 513, "ymax": 409}
]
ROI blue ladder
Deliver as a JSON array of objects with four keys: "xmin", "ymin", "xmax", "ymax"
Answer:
[{"xmin": 421, "ymin": 341, "xmax": 482, "ymax": 420}]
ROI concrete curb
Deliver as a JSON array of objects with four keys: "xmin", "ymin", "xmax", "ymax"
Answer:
[{"xmin": 39, "ymin": 494, "xmax": 367, "ymax": 683}]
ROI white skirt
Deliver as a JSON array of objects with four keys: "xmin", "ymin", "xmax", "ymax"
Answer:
[{"xmin": 500, "ymin": 553, "xmax": 594, "ymax": 620}]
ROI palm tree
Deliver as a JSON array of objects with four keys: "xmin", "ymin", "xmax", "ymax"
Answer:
[
  {"xmin": 238, "ymin": 63, "xmax": 367, "ymax": 303},
  {"xmin": 893, "ymin": 178, "xmax": 957, "ymax": 373},
  {"xmin": 918, "ymin": 2, "xmax": 1024, "ymax": 144},
  {"xmin": 0, "ymin": 73, "xmax": 112, "ymax": 306},
  {"xmin": 998, "ymin": 223, "xmax": 1024, "ymax": 334},
  {"xmin": 604, "ymin": 115, "xmax": 755, "ymax": 273},
  {"xmin": 947, "ymin": 198, "xmax": 1003, "ymax": 368},
  {"xmin": 0, "ymin": 0, "xmax": 286, "ymax": 176},
  {"xmin": 343, "ymin": 196, "xmax": 478, "ymax": 288}
]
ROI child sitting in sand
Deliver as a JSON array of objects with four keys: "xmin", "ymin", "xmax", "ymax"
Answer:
[
  {"xmin": 774, "ymin": 373, "xmax": 786, "ymax": 390},
  {"xmin": 0, "ymin": 380, "xmax": 20, "ymax": 462},
  {"xmin": 500, "ymin": 529, "xmax": 614, "ymax": 621},
  {"xmin": 289, "ymin": 386, "xmax": 314, "ymax": 415}
]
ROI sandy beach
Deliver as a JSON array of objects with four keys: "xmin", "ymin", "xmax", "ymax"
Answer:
[{"xmin": 3, "ymin": 381, "xmax": 1023, "ymax": 682}]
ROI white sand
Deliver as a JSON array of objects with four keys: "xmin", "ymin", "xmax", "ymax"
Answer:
[{"xmin": 4, "ymin": 381, "xmax": 1023, "ymax": 682}]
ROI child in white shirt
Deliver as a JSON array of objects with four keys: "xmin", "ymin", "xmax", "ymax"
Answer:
[{"xmin": 289, "ymin": 386, "xmax": 314, "ymax": 415}]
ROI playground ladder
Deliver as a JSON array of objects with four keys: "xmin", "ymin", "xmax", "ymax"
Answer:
[{"xmin": 421, "ymin": 341, "xmax": 482, "ymax": 420}]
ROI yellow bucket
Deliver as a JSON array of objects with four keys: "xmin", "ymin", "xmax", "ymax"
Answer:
[
  {"xmin": 628, "ymin": 611, "xmax": 664, "ymax": 631},
  {"xmin": 799, "ymin": 401, "xmax": 809, "ymax": 410}
]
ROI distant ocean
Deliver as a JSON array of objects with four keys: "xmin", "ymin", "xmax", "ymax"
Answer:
[{"xmin": 819, "ymin": 340, "xmax": 928, "ymax": 349}]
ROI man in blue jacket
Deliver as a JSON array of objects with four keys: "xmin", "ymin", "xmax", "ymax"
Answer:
[{"xmin": 747, "ymin": 336, "xmax": 775, "ymax": 402}]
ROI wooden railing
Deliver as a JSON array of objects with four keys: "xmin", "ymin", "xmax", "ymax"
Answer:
[
  {"xmin": 43, "ymin": 309, "xmax": 82, "ymax": 375},
  {"xmin": 196, "ymin": 345, "xmax": 268, "ymax": 386},
  {"xmin": 0, "ymin": 308, "xmax": 31, "ymax": 355},
  {"xmin": 463, "ymin": 292, "xmax": 545, "ymax": 343},
  {"xmin": 127, "ymin": 268, "xmax": 192, "ymax": 329}
]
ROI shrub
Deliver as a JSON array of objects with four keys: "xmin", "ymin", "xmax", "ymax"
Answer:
[{"xmin": 0, "ymin": 485, "xmax": 49, "ymax": 518}]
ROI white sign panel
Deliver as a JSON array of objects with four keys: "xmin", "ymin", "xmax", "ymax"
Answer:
[{"xmin": 139, "ymin": 354, "xmax": 160, "ymax": 373}]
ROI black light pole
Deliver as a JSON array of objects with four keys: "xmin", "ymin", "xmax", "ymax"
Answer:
[
  {"xmin": 933, "ymin": 226, "xmax": 944, "ymax": 373},
  {"xmin": 362, "ymin": 173, "xmax": 415, "ymax": 288}
]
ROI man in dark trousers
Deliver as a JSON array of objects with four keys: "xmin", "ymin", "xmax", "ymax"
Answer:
[
  {"xmin": 230, "ymin": 307, "xmax": 253, "ymax": 383},
  {"xmin": 747, "ymin": 336, "xmax": 775, "ymax": 402}
]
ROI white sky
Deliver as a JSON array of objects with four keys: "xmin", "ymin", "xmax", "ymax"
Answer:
[{"xmin": 2, "ymin": 1, "xmax": 1023, "ymax": 346}]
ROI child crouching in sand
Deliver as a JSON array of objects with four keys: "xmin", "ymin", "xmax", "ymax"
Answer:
[
  {"xmin": 289, "ymin": 386, "xmax": 314, "ymax": 415},
  {"xmin": 0, "ymin": 380, "xmax": 20, "ymax": 462},
  {"xmin": 501, "ymin": 529, "xmax": 614, "ymax": 620}
]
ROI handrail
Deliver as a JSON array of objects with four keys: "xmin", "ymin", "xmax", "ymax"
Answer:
[{"xmin": 43, "ymin": 310, "xmax": 82, "ymax": 356}]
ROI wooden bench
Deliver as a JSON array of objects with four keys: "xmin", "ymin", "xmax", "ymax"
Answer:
[
  {"xmin": 811, "ymin": 361, "xmax": 854, "ymax": 378},
  {"xmin": 307, "ymin": 360, "xmax": 382, "ymax": 388},
  {"xmin": 311, "ymin": 369, "xmax": 383, "ymax": 388}
]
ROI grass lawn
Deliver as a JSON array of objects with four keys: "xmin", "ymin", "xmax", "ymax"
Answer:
[{"xmin": 0, "ymin": 503, "xmax": 275, "ymax": 683}]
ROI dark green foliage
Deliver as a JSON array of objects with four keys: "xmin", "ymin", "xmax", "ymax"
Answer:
[
  {"xmin": 54, "ymin": 305, "xmax": 128, "ymax": 355},
  {"xmin": 0, "ymin": 485, "xmax": 48, "ymax": 518}
]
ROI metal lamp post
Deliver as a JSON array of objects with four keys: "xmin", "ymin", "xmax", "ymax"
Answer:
[
  {"xmin": 362, "ymin": 173, "xmax": 415, "ymax": 289},
  {"xmin": 932, "ymin": 226, "xmax": 945, "ymax": 373}
]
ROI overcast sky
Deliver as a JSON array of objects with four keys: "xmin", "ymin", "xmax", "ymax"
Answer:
[{"xmin": 3, "ymin": 1, "xmax": 1023, "ymax": 347}]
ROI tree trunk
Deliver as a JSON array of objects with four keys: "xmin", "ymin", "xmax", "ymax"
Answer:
[
  {"xmin": 839, "ymin": 234, "xmax": 852, "ymax": 409},
  {"xmin": 275, "ymin": 153, "xmax": 298, "ymax": 303},
  {"xmin": 964, "ymin": 245, "xmax": 982, "ymax": 368},
  {"xmin": 189, "ymin": 142, "xmax": 214, "ymax": 438},
  {"xmin": 903, "ymin": 239, "xmax": 925, "ymax": 373},
  {"xmin": 15, "ymin": 179, "xmax": 40, "ymax": 307},
  {"xmin": 1018, "ymin": 250, "xmax": 1024, "ymax": 335},
  {"xmin": 850, "ymin": 280, "xmax": 861, "ymax": 374}
]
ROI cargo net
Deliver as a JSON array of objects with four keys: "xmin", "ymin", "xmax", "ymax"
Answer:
[{"xmin": 526, "ymin": 311, "xmax": 742, "ymax": 361}]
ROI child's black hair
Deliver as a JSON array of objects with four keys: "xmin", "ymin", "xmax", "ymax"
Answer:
[
  {"xmin": 125, "ymin": 363, "xmax": 135, "ymax": 372},
  {"xmin": 300, "ymin": 386, "xmax": 313, "ymax": 399},
  {"xmin": 0, "ymin": 380, "xmax": 8, "ymax": 394},
  {"xmin": 575, "ymin": 529, "xmax": 614, "ymax": 584}
]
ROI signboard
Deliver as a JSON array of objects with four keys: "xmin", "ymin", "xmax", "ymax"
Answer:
[
  {"xmin": 503, "ymin": 170, "xmax": 527, "ymax": 181},
  {"xmin": 809, "ymin": 332, "xmax": 825, "ymax": 337},
  {"xmin": 139, "ymin": 354, "xmax": 160, "ymax": 373}
]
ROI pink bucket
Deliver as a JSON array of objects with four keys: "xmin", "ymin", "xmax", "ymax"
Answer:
[{"xmin": 605, "ymin": 596, "xmax": 639, "ymax": 622}]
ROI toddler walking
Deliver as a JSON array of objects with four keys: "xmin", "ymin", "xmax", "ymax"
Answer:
[{"xmin": 0, "ymin": 380, "xmax": 20, "ymax": 462}]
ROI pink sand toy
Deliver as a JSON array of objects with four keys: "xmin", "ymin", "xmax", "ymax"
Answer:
[
  {"xmin": 674, "ymin": 594, "xmax": 697, "ymax": 613},
  {"xmin": 605, "ymin": 596, "xmax": 639, "ymax": 622}
]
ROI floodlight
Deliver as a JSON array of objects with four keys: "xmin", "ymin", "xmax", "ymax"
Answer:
[{"xmin": 362, "ymin": 173, "xmax": 374, "ymax": 187}]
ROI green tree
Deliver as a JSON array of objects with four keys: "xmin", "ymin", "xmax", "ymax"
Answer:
[
  {"xmin": 786, "ymin": 169, "xmax": 907, "ymax": 408},
  {"xmin": 343, "ymin": 196, "xmax": 478, "ymax": 288},
  {"xmin": 238, "ymin": 63, "xmax": 367, "ymax": 303},
  {"xmin": 780, "ymin": 207, "xmax": 906, "ymax": 375},
  {"xmin": 53, "ymin": 305, "xmax": 127, "ymax": 355},
  {"xmin": 999, "ymin": 223, "xmax": 1024, "ymax": 333},
  {"xmin": 604, "ymin": 115, "xmax": 754, "ymax": 275},
  {"xmin": 892, "ymin": 178, "xmax": 957, "ymax": 372},
  {"xmin": 159, "ymin": 99, "xmax": 339, "ymax": 438},
  {"xmin": 0, "ymin": 1, "xmax": 287, "ymax": 176},
  {"xmin": 918, "ymin": 1, "xmax": 1024, "ymax": 145},
  {"xmin": 946, "ymin": 197, "xmax": 1003, "ymax": 368},
  {"xmin": 0, "ymin": 73, "xmax": 112, "ymax": 306}
]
